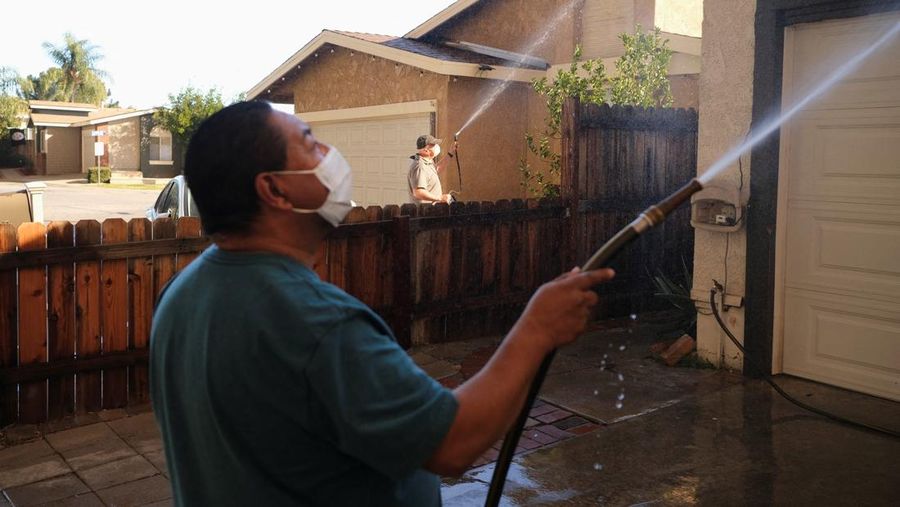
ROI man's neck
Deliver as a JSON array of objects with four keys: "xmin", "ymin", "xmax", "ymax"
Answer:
[{"xmin": 212, "ymin": 219, "xmax": 326, "ymax": 268}]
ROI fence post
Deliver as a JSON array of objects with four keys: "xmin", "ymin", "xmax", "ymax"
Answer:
[
  {"xmin": 561, "ymin": 96, "xmax": 582, "ymax": 269},
  {"xmin": 391, "ymin": 214, "xmax": 413, "ymax": 349}
]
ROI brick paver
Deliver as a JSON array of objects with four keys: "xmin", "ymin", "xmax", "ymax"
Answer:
[{"xmin": 5, "ymin": 473, "xmax": 90, "ymax": 506}]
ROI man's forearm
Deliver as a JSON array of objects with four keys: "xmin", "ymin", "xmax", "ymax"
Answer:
[{"xmin": 413, "ymin": 188, "xmax": 442, "ymax": 202}]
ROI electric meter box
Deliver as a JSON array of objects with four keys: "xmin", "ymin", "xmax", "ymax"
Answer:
[{"xmin": 691, "ymin": 186, "xmax": 744, "ymax": 232}]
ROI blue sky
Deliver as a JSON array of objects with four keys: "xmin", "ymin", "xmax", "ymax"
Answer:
[{"xmin": 1, "ymin": 0, "xmax": 455, "ymax": 109}]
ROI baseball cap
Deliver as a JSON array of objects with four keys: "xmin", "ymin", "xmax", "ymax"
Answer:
[{"xmin": 416, "ymin": 134, "xmax": 442, "ymax": 149}]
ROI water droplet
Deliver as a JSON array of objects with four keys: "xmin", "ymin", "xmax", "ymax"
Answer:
[
  {"xmin": 615, "ymin": 401, "xmax": 623, "ymax": 409},
  {"xmin": 617, "ymin": 373, "xmax": 625, "ymax": 382},
  {"xmin": 619, "ymin": 345, "xmax": 626, "ymax": 351},
  {"xmin": 617, "ymin": 392, "xmax": 625, "ymax": 401},
  {"xmin": 593, "ymin": 463, "xmax": 604, "ymax": 471},
  {"xmin": 608, "ymin": 343, "xmax": 613, "ymax": 348},
  {"xmin": 630, "ymin": 313, "xmax": 637, "ymax": 320},
  {"xmin": 599, "ymin": 366, "xmax": 605, "ymax": 372},
  {"xmin": 603, "ymin": 353, "xmax": 608, "ymax": 359},
  {"xmin": 593, "ymin": 389, "xmax": 599, "ymax": 396}
]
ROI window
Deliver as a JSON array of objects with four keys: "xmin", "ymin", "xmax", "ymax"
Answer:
[
  {"xmin": 149, "ymin": 126, "xmax": 173, "ymax": 164},
  {"xmin": 154, "ymin": 181, "xmax": 179, "ymax": 216}
]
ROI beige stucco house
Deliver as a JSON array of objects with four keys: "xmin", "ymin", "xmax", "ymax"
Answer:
[
  {"xmin": 24, "ymin": 100, "xmax": 180, "ymax": 178},
  {"xmin": 247, "ymin": 0, "xmax": 703, "ymax": 206},
  {"xmin": 692, "ymin": 0, "xmax": 900, "ymax": 402}
]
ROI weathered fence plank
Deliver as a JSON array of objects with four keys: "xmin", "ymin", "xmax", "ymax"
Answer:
[
  {"xmin": 18, "ymin": 223, "xmax": 47, "ymax": 423},
  {"xmin": 0, "ymin": 224, "xmax": 17, "ymax": 425},
  {"xmin": 47, "ymin": 221, "xmax": 76, "ymax": 419},
  {"xmin": 75, "ymin": 220, "xmax": 102, "ymax": 414},
  {"xmin": 101, "ymin": 219, "xmax": 129, "ymax": 409},
  {"xmin": 175, "ymin": 218, "xmax": 202, "ymax": 271},
  {"xmin": 152, "ymin": 219, "xmax": 176, "ymax": 304},
  {"xmin": 128, "ymin": 219, "xmax": 154, "ymax": 404}
]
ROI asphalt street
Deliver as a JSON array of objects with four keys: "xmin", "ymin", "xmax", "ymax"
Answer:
[{"xmin": 0, "ymin": 173, "xmax": 164, "ymax": 223}]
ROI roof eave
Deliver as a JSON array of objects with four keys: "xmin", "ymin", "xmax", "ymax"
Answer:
[
  {"xmin": 71, "ymin": 109, "xmax": 155, "ymax": 127},
  {"xmin": 246, "ymin": 30, "xmax": 544, "ymax": 101},
  {"xmin": 32, "ymin": 122, "xmax": 74, "ymax": 127}
]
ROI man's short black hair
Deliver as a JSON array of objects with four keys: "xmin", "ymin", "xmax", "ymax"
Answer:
[{"xmin": 184, "ymin": 101, "xmax": 286, "ymax": 235}]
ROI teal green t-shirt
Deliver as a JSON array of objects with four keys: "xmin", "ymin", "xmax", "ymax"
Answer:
[{"xmin": 150, "ymin": 246, "xmax": 458, "ymax": 506}]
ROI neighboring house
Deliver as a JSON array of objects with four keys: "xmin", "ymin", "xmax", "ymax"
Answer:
[
  {"xmin": 24, "ymin": 100, "xmax": 180, "ymax": 178},
  {"xmin": 247, "ymin": 0, "xmax": 703, "ymax": 206},
  {"xmin": 692, "ymin": 0, "xmax": 900, "ymax": 402}
]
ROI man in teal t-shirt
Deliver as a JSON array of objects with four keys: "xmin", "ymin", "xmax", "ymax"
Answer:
[{"xmin": 150, "ymin": 102, "xmax": 613, "ymax": 506}]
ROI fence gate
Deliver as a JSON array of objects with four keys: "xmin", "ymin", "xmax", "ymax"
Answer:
[{"xmin": 562, "ymin": 101, "xmax": 698, "ymax": 317}]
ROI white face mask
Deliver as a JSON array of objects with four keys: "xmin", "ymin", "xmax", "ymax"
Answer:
[
  {"xmin": 277, "ymin": 145, "xmax": 353, "ymax": 227},
  {"xmin": 431, "ymin": 144, "xmax": 441, "ymax": 157}
]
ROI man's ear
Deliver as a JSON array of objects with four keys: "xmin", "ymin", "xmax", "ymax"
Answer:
[{"xmin": 255, "ymin": 173, "xmax": 292, "ymax": 209}]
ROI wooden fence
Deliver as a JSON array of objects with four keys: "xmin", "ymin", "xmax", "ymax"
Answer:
[
  {"xmin": 0, "ymin": 200, "xmax": 567, "ymax": 425},
  {"xmin": 562, "ymin": 101, "xmax": 698, "ymax": 315},
  {"xmin": 0, "ymin": 103, "xmax": 698, "ymax": 426}
]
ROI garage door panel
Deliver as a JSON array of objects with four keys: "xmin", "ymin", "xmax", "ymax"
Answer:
[
  {"xmin": 784, "ymin": 208, "xmax": 900, "ymax": 302},
  {"xmin": 779, "ymin": 12, "xmax": 900, "ymax": 399},
  {"xmin": 382, "ymin": 125, "xmax": 401, "ymax": 144},
  {"xmin": 783, "ymin": 290, "xmax": 900, "ymax": 401},
  {"xmin": 788, "ymin": 111, "xmax": 900, "ymax": 204},
  {"xmin": 309, "ymin": 113, "xmax": 431, "ymax": 207},
  {"xmin": 790, "ymin": 14, "xmax": 900, "ymax": 111}
]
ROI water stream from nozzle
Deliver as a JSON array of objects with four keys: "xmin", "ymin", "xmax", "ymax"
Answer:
[
  {"xmin": 698, "ymin": 19, "xmax": 900, "ymax": 186},
  {"xmin": 454, "ymin": 0, "xmax": 578, "ymax": 139},
  {"xmin": 485, "ymin": 17, "xmax": 900, "ymax": 507}
]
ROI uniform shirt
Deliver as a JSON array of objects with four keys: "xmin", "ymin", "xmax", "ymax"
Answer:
[
  {"xmin": 408, "ymin": 155, "xmax": 442, "ymax": 203},
  {"xmin": 150, "ymin": 245, "xmax": 458, "ymax": 506}
]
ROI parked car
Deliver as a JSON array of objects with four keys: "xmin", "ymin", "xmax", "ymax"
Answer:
[
  {"xmin": 147, "ymin": 175, "xmax": 199, "ymax": 220},
  {"xmin": 0, "ymin": 187, "xmax": 32, "ymax": 226}
]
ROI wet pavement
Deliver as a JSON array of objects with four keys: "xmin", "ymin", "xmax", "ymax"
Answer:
[
  {"xmin": 1, "ymin": 317, "xmax": 899, "ymax": 506},
  {"xmin": 437, "ymin": 324, "xmax": 900, "ymax": 506}
]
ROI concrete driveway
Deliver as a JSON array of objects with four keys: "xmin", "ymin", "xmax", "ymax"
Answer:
[{"xmin": 0, "ymin": 170, "xmax": 165, "ymax": 223}]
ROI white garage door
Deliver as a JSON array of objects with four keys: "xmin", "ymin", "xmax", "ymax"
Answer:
[
  {"xmin": 777, "ymin": 12, "xmax": 900, "ymax": 400},
  {"xmin": 309, "ymin": 114, "xmax": 431, "ymax": 207}
]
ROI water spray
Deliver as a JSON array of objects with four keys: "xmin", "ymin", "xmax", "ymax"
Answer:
[
  {"xmin": 485, "ymin": 19, "xmax": 900, "ymax": 506},
  {"xmin": 484, "ymin": 178, "xmax": 704, "ymax": 507}
]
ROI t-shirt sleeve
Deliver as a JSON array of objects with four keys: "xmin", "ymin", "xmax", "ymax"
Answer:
[{"xmin": 305, "ymin": 307, "xmax": 458, "ymax": 479}]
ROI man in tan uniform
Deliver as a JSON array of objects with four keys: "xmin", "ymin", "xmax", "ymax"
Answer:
[{"xmin": 408, "ymin": 134, "xmax": 457, "ymax": 204}]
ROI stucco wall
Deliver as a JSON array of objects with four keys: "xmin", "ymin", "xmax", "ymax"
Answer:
[
  {"xmin": 424, "ymin": 0, "xmax": 579, "ymax": 65},
  {"xmin": 446, "ymin": 77, "xmax": 533, "ymax": 201},
  {"xmin": 671, "ymin": 74, "xmax": 700, "ymax": 109},
  {"xmin": 292, "ymin": 47, "xmax": 449, "ymax": 112},
  {"xmin": 656, "ymin": 0, "xmax": 704, "ymax": 37},
  {"xmin": 582, "ymin": 0, "xmax": 643, "ymax": 59},
  {"xmin": 45, "ymin": 127, "xmax": 81, "ymax": 175},
  {"xmin": 693, "ymin": 0, "xmax": 757, "ymax": 370},
  {"xmin": 108, "ymin": 117, "xmax": 140, "ymax": 171}
]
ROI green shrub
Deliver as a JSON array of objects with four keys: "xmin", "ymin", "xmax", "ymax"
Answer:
[{"xmin": 87, "ymin": 166, "xmax": 111, "ymax": 183}]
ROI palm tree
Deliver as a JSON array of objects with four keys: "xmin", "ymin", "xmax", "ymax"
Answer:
[{"xmin": 41, "ymin": 33, "xmax": 109, "ymax": 103}]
